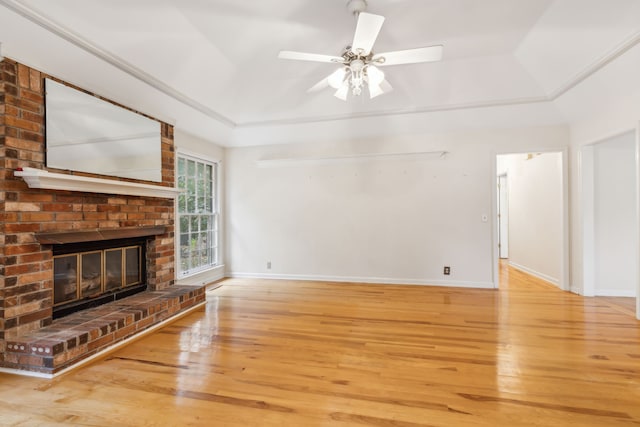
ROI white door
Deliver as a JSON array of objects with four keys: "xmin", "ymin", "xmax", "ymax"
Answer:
[{"xmin": 498, "ymin": 174, "xmax": 509, "ymax": 259}]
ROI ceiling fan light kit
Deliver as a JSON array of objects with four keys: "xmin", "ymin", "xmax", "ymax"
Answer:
[{"xmin": 278, "ymin": 0, "xmax": 443, "ymax": 101}]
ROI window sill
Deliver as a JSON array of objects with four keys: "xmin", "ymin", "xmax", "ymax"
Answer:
[{"xmin": 177, "ymin": 264, "xmax": 225, "ymax": 286}]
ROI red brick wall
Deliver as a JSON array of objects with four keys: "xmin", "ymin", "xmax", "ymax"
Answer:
[{"xmin": 0, "ymin": 58, "xmax": 176, "ymax": 359}]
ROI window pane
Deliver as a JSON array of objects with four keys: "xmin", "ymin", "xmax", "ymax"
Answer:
[
  {"xmin": 197, "ymin": 162, "xmax": 204, "ymax": 179},
  {"xmin": 190, "ymin": 216, "xmax": 199, "ymax": 233},
  {"xmin": 180, "ymin": 217, "xmax": 189, "ymax": 234},
  {"xmin": 178, "ymin": 193, "xmax": 186, "ymax": 213},
  {"xmin": 197, "ymin": 186, "xmax": 205, "ymax": 212},
  {"xmin": 200, "ymin": 216, "xmax": 209, "ymax": 231},
  {"xmin": 199, "ymin": 232, "xmax": 208, "ymax": 251},
  {"xmin": 178, "ymin": 157, "xmax": 185, "ymax": 177},
  {"xmin": 187, "ymin": 177, "xmax": 196, "ymax": 212},
  {"xmin": 207, "ymin": 169, "xmax": 213, "ymax": 203},
  {"xmin": 190, "ymin": 251, "xmax": 199, "ymax": 270},
  {"xmin": 203, "ymin": 247, "xmax": 211, "ymax": 266}
]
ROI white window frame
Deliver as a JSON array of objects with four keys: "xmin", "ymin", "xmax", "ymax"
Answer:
[{"xmin": 176, "ymin": 151, "xmax": 220, "ymax": 278}]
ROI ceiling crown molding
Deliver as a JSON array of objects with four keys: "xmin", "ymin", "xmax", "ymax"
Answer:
[
  {"xmin": 548, "ymin": 29, "xmax": 640, "ymax": 100},
  {"xmin": 0, "ymin": 0, "xmax": 236, "ymax": 128},
  {"xmin": 239, "ymin": 96, "xmax": 550, "ymax": 128}
]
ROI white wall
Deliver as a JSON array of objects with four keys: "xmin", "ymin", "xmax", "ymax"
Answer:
[
  {"xmin": 556, "ymin": 43, "xmax": 640, "ymax": 311},
  {"xmin": 497, "ymin": 153, "xmax": 563, "ymax": 285},
  {"xmin": 225, "ymin": 126, "xmax": 568, "ymax": 287},
  {"xmin": 174, "ymin": 129, "xmax": 226, "ymax": 285},
  {"xmin": 593, "ymin": 133, "xmax": 637, "ymax": 296}
]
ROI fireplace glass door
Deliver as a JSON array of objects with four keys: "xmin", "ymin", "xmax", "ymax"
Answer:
[
  {"xmin": 81, "ymin": 251, "xmax": 102, "ymax": 298},
  {"xmin": 54, "ymin": 255, "xmax": 78, "ymax": 305},
  {"xmin": 105, "ymin": 249, "xmax": 123, "ymax": 291},
  {"xmin": 125, "ymin": 247, "xmax": 141, "ymax": 285},
  {"xmin": 53, "ymin": 244, "xmax": 142, "ymax": 307}
]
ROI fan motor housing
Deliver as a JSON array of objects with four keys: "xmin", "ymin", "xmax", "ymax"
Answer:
[{"xmin": 347, "ymin": 0, "xmax": 367, "ymax": 15}]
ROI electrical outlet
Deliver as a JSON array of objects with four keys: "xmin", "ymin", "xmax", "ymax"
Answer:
[
  {"xmin": 267, "ymin": 261, "xmax": 271, "ymax": 269},
  {"xmin": 443, "ymin": 266, "xmax": 450, "ymax": 275}
]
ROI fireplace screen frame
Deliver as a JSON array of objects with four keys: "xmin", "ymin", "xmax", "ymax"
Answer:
[{"xmin": 52, "ymin": 237, "xmax": 147, "ymax": 317}]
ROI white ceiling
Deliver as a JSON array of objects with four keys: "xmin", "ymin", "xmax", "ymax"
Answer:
[{"xmin": 1, "ymin": 0, "xmax": 639, "ymax": 146}]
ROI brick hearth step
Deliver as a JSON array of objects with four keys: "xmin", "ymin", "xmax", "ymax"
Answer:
[{"xmin": 4, "ymin": 285, "xmax": 206, "ymax": 375}]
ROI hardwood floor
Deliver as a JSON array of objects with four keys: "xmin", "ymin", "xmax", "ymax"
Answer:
[{"xmin": 1, "ymin": 263, "xmax": 639, "ymax": 426}]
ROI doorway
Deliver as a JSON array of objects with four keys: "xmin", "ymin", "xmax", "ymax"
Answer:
[{"xmin": 494, "ymin": 151, "xmax": 568, "ymax": 290}]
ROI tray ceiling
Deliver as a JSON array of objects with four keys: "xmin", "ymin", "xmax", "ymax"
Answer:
[{"xmin": 1, "ymin": 0, "xmax": 639, "ymax": 145}]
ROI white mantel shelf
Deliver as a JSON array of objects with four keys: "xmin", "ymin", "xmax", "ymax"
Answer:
[{"xmin": 14, "ymin": 167, "xmax": 181, "ymax": 199}]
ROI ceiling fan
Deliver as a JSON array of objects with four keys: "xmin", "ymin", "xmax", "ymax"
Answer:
[{"xmin": 278, "ymin": 0, "xmax": 443, "ymax": 100}]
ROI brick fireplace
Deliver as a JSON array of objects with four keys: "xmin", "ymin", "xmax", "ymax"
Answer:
[{"xmin": 0, "ymin": 58, "xmax": 206, "ymax": 375}]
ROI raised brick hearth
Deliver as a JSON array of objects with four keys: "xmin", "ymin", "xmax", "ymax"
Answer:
[
  {"xmin": 0, "ymin": 58, "xmax": 205, "ymax": 375},
  {"xmin": 4, "ymin": 285, "xmax": 205, "ymax": 374}
]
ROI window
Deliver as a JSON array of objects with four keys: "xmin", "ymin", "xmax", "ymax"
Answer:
[{"xmin": 177, "ymin": 154, "xmax": 219, "ymax": 277}]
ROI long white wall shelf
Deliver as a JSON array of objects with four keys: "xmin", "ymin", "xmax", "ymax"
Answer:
[
  {"xmin": 14, "ymin": 167, "xmax": 182, "ymax": 199},
  {"xmin": 256, "ymin": 150, "xmax": 449, "ymax": 167}
]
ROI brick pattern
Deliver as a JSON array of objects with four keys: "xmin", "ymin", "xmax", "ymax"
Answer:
[
  {"xmin": 4, "ymin": 285, "xmax": 205, "ymax": 374},
  {"xmin": 1, "ymin": 61, "xmax": 5, "ymax": 362},
  {"xmin": 0, "ymin": 58, "xmax": 177, "ymax": 371}
]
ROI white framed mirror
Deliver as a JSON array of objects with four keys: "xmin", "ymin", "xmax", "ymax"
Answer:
[{"xmin": 45, "ymin": 79, "xmax": 162, "ymax": 182}]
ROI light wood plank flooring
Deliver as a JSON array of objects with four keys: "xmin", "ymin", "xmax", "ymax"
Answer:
[{"xmin": 1, "ymin": 262, "xmax": 639, "ymax": 426}]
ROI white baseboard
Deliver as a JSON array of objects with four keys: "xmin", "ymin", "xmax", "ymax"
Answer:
[
  {"xmin": 226, "ymin": 272, "xmax": 494, "ymax": 289},
  {"xmin": 508, "ymin": 262, "xmax": 559, "ymax": 286},
  {"xmin": 595, "ymin": 289, "xmax": 636, "ymax": 297}
]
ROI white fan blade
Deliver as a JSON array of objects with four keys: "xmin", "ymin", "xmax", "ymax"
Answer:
[
  {"xmin": 369, "ymin": 79, "xmax": 392, "ymax": 99},
  {"xmin": 351, "ymin": 12, "xmax": 385, "ymax": 56},
  {"xmin": 373, "ymin": 45, "xmax": 443, "ymax": 66},
  {"xmin": 278, "ymin": 51, "xmax": 344, "ymax": 64},
  {"xmin": 307, "ymin": 77, "xmax": 330, "ymax": 93},
  {"xmin": 334, "ymin": 82, "xmax": 349, "ymax": 101}
]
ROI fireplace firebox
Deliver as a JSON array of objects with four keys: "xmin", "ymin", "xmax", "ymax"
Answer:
[{"xmin": 52, "ymin": 237, "xmax": 148, "ymax": 319}]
